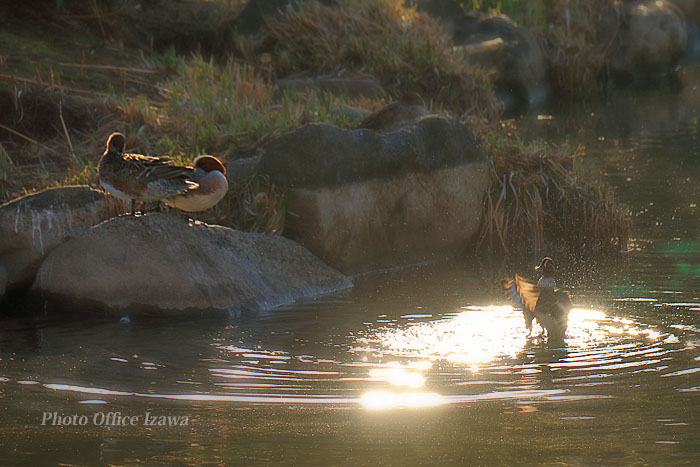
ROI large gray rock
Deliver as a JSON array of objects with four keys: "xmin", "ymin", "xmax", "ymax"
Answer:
[
  {"xmin": 286, "ymin": 164, "xmax": 488, "ymax": 272},
  {"xmin": 34, "ymin": 213, "xmax": 351, "ymax": 311},
  {"xmin": 0, "ymin": 263, "xmax": 6, "ymax": 298},
  {"xmin": 0, "ymin": 186, "xmax": 116, "ymax": 290},
  {"xmin": 612, "ymin": 0, "xmax": 687, "ymax": 82},
  {"xmin": 257, "ymin": 116, "xmax": 482, "ymax": 187},
  {"xmin": 669, "ymin": 0, "xmax": 700, "ymax": 25},
  {"xmin": 416, "ymin": 4, "xmax": 549, "ymax": 114},
  {"xmin": 254, "ymin": 116, "xmax": 488, "ymax": 272}
]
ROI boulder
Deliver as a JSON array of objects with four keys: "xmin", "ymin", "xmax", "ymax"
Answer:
[
  {"xmin": 669, "ymin": 0, "xmax": 700, "ymax": 25},
  {"xmin": 257, "ymin": 116, "xmax": 481, "ymax": 187},
  {"xmin": 34, "ymin": 213, "xmax": 351, "ymax": 311},
  {"xmin": 255, "ymin": 116, "xmax": 488, "ymax": 273},
  {"xmin": 612, "ymin": 0, "xmax": 687, "ymax": 83},
  {"xmin": 416, "ymin": 4, "xmax": 549, "ymax": 114},
  {"xmin": 0, "ymin": 263, "xmax": 6, "ymax": 298},
  {"xmin": 458, "ymin": 15, "xmax": 549, "ymax": 115},
  {"xmin": 0, "ymin": 186, "xmax": 116, "ymax": 290}
]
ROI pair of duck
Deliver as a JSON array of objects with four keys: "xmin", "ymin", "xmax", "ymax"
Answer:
[
  {"xmin": 503, "ymin": 257, "xmax": 573, "ymax": 339},
  {"xmin": 98, "ymin": 132, "xmax": 228, "ymax": 215}
]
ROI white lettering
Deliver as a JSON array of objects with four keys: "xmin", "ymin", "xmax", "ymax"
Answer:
[{"xmin": 40, "ymin": 412, "xmax": 54, "ymax": 425}]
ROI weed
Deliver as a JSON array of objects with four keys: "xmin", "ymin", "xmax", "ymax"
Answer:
[
  {"xmin": 250, "ymin": 0, "xmax": 502, "ymax": 120},
  {"xmin": 476, "ymin": 121, "xmax": 629, "ymax": 254}
]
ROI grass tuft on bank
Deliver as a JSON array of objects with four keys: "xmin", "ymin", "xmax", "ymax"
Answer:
[
  {"xmin": 477, "ymin": 121, "xmax": 630, "ymax": 254},
  {"xmin": 246, "ymin": 0, "xmax": 502, "ymax": 119}
]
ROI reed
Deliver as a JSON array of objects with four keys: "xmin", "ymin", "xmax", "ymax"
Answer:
[{"xmin": 477, "ymin": 121, "xmax": 630, "ymax": 254}]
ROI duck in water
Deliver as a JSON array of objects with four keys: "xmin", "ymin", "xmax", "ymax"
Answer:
[
  {"xmin": 503, "ymin": 257, "xmax": 573, "ymax": 339},
  {"xmin": 98, "ymin": 132, "xmax": 198, "ymax": 215}
]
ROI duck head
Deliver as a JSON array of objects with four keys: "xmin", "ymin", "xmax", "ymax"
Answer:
[
  {"xmin": 535, "ymin": 257, "xmax": 556, "ymax": 277},
  {"xmin": 106, "ymin": 132, "xmax": 126, "ymax": 155},
  {"xmin": 193, "ymin": 155, "xmax": 226, "ymax": 174}
]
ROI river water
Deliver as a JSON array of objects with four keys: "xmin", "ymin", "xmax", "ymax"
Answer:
[{"xmin": 2, "ymin": 69, "xmax": 700, "ymax": 465}]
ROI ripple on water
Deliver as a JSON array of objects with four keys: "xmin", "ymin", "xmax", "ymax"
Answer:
[{"xmin": 12, "ymin": 302, "xmax": 696, "ymax": 412}]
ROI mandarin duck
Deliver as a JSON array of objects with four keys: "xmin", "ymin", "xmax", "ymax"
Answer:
[
  {"xmin": 503, "ymin": 257, "xmax": 572, "ymax": 339},
  {"xmin": 163, "ymin": 155, "xmax": 228, "ymax": 212},
  {"xmin": 98, "ymin": 132, "xmax": 198, "ymax": 215}
]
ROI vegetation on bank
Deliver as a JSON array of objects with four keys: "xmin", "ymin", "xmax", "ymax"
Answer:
[
  {"xmin": 467, "ymin": 0, "xmax": 620, "ymax": 97},
  {"xmin": 476, "ymin": 121, "xmax": 629, "ymax": 253},
  {"xmin": 0, "ymin": 0, "xmax": 629, "ymax": 254}
]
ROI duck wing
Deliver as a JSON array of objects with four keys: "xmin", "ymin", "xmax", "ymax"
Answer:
[
  {"xmin": 120, "ymin": 153, "xmax": 195, "ymax": 181},
  {"xmin": 513, "ymin": 274, "xmax": 541, "ymax": 312},
  {"xmin": 503, "ymin": 274, "xmax": 541, "ymax": 312}
]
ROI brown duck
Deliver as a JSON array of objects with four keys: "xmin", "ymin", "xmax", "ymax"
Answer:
[
  {"xmin": 503, "ymin": 257, "xmax": 573, "ymax": 339},
  {"xmin": 98, "ymin": 132, "xmax": 198, "ymax": 215}
]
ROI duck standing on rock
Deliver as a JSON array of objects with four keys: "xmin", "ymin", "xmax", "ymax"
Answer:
[
  {"xmin": 163, "ymin": 155, "xmax": 228, "ymax": 212},
  {"xmin": 98, "ymin": 132, "xmax": 198, "ymax": 215},
  {"xmin": 503, "ymin": 257, "xmax": 573, "ymax": 339}
]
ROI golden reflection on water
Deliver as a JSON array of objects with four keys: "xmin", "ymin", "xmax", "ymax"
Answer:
[
  {"xmin": 368, "ymin": 366, "xmax": 425, "ymax": 388},
  {"xmin": 359, "ymin": 306, "xmax": 663, "ymax": 363},
  {"xmin": 356, "ymin": 306, "xmax": 528, "ymax": 366},
  {"xmin": 360, "ymin": 391, "xmax": 445, "ymax": 410},
  {"xmin": 20, "ymin": 301, "xmax": 680, "ymax": 413},
  {"xmin": 356, "ymin": 304, "xmax": 666, "ymax": 410}
]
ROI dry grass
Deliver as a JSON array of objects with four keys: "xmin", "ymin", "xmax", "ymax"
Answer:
[
  {"xmin": 477, "ymin": 121, "xmax": 630, "ymax": 254},
  {"xmin": 541, "ymin": 0, "xmax": 621, "ymax": 98},
  {"xmin": 247, "ymin": 0, "xmax": 502, "ymax": 119}
]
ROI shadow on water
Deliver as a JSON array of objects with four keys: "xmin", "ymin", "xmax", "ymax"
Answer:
[{"xmin": 3, "ymin": 70, "xmax": 700, "ymax": 464}]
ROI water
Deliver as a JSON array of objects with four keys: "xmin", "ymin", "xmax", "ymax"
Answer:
[{"xmin": 3, "ymin": 71, "xmax": 700, "ymax": 465}]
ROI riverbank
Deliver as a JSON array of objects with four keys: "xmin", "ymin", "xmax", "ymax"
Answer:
[{"xmin": 1, "ymin": 0, "xmax": 651, "ymax": 276}]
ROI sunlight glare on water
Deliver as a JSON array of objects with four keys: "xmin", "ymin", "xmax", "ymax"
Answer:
[
  {"xmin": 356, "ymin": 306, "xmax": 528, "ymax": 367},
  {"xmin": 356, "ymin": 305, "xmax": 664, "ymax": 366}
]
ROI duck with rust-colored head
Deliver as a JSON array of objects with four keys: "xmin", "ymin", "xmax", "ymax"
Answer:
[
  {"xmin": 503, "ymin": 257, "xmax": 572, "ymax": 339},
  {"xmin": 98, "ymin": 132, "xmax": 198, "ymax": 215},
  {"xmin": 163, "ymin": 155, "xmax": 228, "ymax": 212}
]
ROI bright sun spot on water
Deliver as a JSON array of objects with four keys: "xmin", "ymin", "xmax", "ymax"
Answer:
[
  {"xmin": 357, "ymin": 305, "xmax": 528, "ymax": 366},
  {"xmin": 360, "ymin": 390, "xmax": 445, "ymax": 410},
  {"xmin": 358, "ymin": 306, "xmax": 663, "ymax": 366},
  {"xmin": 357, "ymin": 304, "xmax": 665, "ymax": 409},
  {"xmin": 369, "ymin": 367, "xmax": 425, "ymax": 388}
]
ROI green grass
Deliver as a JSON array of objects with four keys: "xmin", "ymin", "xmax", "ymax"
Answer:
[{"xmin": 117, "ymin": 53, "xmax": 360, "ymax": 158}]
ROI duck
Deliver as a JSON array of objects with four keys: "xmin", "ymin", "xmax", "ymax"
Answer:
[
  {"xmin": 163, "ymin": 155, "xmax": 228, "ymax": 212},
  {"xmin": 98, "ymin": 132, "xmax": 198, "ymax": 215},
  {"xmin": 358, "ymin": 91, "xmax": 428, "ymax": 132},
  {"xmin": 503, "ymin": 257, "xmax": 572, "ymax": 339}
]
